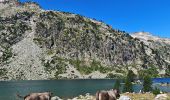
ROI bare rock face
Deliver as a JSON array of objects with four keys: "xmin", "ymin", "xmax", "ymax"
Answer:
[{"xmin": 0, "ymin": 1, "xmax": 169, "ymax": 80}]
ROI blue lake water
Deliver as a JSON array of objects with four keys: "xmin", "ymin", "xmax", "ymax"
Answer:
[{"xmin": 0, "ymin": 78, "xmax": 169, "ymax": 100}]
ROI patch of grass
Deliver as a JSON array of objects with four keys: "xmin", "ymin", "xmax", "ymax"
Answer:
[
  {"xmin": 69, "ymin": 59, "xmax": 113, "ymax": 74},
  {"xmin": 43, "ymin": 56, "xmax": 120, "ymax": 77},
  {"xmin": 138, "ymin": 65, "xmax": 159, "ymax": 78},
  {"xmin": 33, "ymin": 38, "xmax": 44, "ymax": 45},
  {"xmin": 46, "ymin": 49, "xmax": 54, "ymax": 55},
  {"xmin": 69, "ymin": 59, "xmax": 91, "ymax": 74},
  {"xmin": 1, "ymin": 48, "xmax": 13, "ymax": 62},
  {"xmin": 115, "ymin": 69, "xmax": 125, "ymax": 73},
  {"xmin": 106, "ymin": 73, "xmax": 123, "ymax": 79},
  {"xmin": 122, "ymin": 93, "xmax": 170, "ymax": 100},
  {"xmin": 122, "ymin": 93, "xmax": 155, "ymax": 100},
  {"xmin": 152, "ymin": 87, "xmax": 160, "ymax": 95},
  {"xmin": 43, "ymin": 56, "xmax": 67, "ymax": 79}
]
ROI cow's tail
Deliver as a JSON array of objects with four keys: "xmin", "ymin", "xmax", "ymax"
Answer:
[{"xmin": 96, "ymin": 91, "xmax": 100, "ymax": 100}]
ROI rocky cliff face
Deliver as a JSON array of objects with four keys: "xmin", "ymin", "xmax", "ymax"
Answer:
[
  {"xmin": 131, "ymin": 32, "xmax": 170, "ymax": 77},
  {"xmin": 0, "ymin": 0, "xmax": 169, "ymax": 80}
]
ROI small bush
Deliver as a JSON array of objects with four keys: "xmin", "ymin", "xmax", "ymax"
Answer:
[
  {"xmin": 0, "ymin": 68, "xmax": 7, "ymax": 76},
  {"xmin": 152, "ymin": 87, "xmax": 160, "ymax": 95},
  {"xmin": 106, "ymin": 73, "xmax": 122, "ymax": 79},
  {"xmin": 2, "ymin": 48, "xmax": 13, "ymax": 62}
]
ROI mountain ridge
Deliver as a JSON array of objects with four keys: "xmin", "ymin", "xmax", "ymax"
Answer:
[
  {"xmin": 131, "ymin": 32, "xmax": 170, "ymax": 44},
  {"xmin": 0, "ymin": 1, "xmax": 169, "ymax": 80}
]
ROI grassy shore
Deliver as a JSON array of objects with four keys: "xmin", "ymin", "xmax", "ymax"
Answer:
[
  {"xmin": 121, "ymin": 93, "xmax": 170, "ymax": 100},
  {"xmin": 69, "ymin": 93, "xmax": 170, "ymax": 100}
]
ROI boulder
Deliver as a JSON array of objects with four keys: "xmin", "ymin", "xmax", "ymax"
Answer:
[
  {"xmin": 155, "ymin": 94, "xmax": 168, "ymax": 100},
  {"xmin": 69, "ymin": 93, "xmax": 94, "ymax": 100},
  {"xmin": 51, "ymin": 96, "xmax": 63, "ymax": 100},
  {"xmin": 119, "ymin": 95, "xmax": 131, "ymax": 100}
]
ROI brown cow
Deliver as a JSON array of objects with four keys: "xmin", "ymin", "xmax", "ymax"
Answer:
[
  {"xmin": 96, "ymin": 89, "xmax": 120, "ymax": 100},
  {"xmin": 17, "ymin": 92, "xmax": 52, "ymax": 100}
]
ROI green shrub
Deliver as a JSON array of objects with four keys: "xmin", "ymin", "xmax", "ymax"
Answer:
[
  {"xmin": 165, "ymin": 67, "xmax": 170, "ymax": 77},
  {"xmin": 0, "ymin": 68, "xmax": 7, "ymax": 76},
  {"xmin": 139, "ymin": 64, "xmax": 159, "ymax": 78},
  {"xmin": 106, "ymin": 73, "xmax": 122, "ymax": 79},
  {"xmin": 152, "ymin": 87, "xmax": 160, "ymax": 95},
  {"xmin": 127, "ymin": 70, "xmax": 135, "ymax": 82},
  {"xmin": 2, "ymin": 48, "xmax": 13, "ymax": 62},
  {"xmin": 43, "ymin": 56, "xmax": 67, "ymax": 77}
]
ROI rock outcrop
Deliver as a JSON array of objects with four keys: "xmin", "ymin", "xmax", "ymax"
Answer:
[
  {"xmin": 131, "ymin": 32, "xmax": 170, "ymax": 77},
  {"xmin": 119, "ymin": 96, "xmax": 131, "ymax": 100},
  {"xmin": 0, "ymin": 0, "xmax": 169, "ymax": 80},
  {"xmin": 155, "ymin": 94, "xmax": 168, "ymax": 100}
]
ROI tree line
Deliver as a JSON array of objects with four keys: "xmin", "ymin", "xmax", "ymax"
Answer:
[{"xmin": 114, "ymin": 70, "xmax": 160, "ymax": 95}]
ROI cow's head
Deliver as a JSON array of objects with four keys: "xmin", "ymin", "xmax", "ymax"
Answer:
[{"xmin": 112, "ymin": 89, "xmax": 120, "ymax": 98}]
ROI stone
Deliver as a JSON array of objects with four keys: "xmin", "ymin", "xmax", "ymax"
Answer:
[
  {"xmin": 119, "ymin": 95, "xmax": 131, "ymax": 100},
  {"xmin": 51, "ymin": 96, "xmax": 63, "ymax": 100},
  {"xmin": 155, "ymin": 94, "xmax": 168, "ymax": 100}
]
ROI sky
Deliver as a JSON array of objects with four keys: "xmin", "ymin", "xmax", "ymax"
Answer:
[{"xmin": 20, "ymin": 0, "xmax": 170, "ymax": 38}]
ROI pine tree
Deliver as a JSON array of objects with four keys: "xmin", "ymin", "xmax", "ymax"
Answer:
[
  {"xmin": 127, "ymin": 70, "xmax": 135, "ymax": 82},
  {"xmin": 123, "ymin": 77, "xmax": 133, "ymax": 93},
  {"xmin": 143, "ymin": 75, "xmax": 152, "ymax": 92},
  {"xmin": 123, "ymin": 70, "xmax": 134, "ymax": 93},
  {"xmin": 114, "ymin": 79, "xmax": 121, "ymax": 91}
]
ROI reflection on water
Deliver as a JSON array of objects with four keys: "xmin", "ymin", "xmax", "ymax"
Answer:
[{"xmin": 0, "ymin": 78, "xmax": 169, "ymax": 100}]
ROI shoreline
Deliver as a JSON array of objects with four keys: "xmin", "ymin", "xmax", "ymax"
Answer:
[
  {"xmin": 51, "ymin": 93, "xmax": 170, "ymax": 100},
  {"xmin": 0, "ymin": 77, "xmax": 170, "ymax": 81}
]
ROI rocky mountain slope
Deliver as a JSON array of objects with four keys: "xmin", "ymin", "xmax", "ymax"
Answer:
[
  {"xmin": 131, "ymin": 32, "xmax": 170, "ymax": 76},
  {"xmin": 0, "ymin": 0, "xmax": 169, "ymax": 80}
]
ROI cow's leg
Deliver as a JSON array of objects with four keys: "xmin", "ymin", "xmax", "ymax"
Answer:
[{"xmin": 96, "ymin": 91, "xmax": 100, "ymax": 100}]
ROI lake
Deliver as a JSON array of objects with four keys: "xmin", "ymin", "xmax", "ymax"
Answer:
[{"xmin": 0, "ymin": 78, "xmax": 170, "ymax": 100}]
